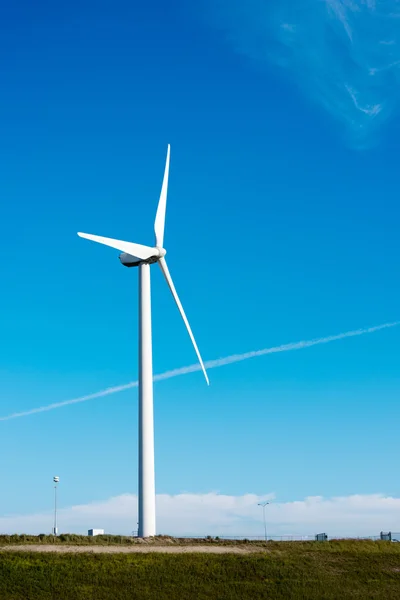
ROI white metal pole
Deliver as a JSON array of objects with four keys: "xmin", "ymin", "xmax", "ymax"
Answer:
[
  {"xmin": 138, "ymin": 263, "xmax": 156, "ymax": 538},
  {"xmin": 258, "ymin": 501, "xmax": 269, "ymax": 541},
  {"xmin": 263, "ymin": 505, "xmax": 267, "ymax": 541},
  {"xmin": 53, "ymin": 476, "xmax": 59, "ymax": 535},
  {"xmin": 55, "ymin": 485, "xmax": 57, "ymax": 535}
]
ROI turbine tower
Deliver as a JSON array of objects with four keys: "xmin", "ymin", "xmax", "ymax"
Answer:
[{"xmin": 78, "ymin": 145, "xmax": 208, "ymax": 537}]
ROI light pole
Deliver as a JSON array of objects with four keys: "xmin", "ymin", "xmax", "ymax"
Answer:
[
  {"xmin": 258, "ymin": 501, "xmax": 269, "ymax": 541},
  {"xmin": 53, "ymin": 476, "xmax": 59, "ymax": 535}
]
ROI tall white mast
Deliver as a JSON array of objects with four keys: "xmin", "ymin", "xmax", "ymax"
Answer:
[{"xmin": 138, "ymin": 263, "xmax": 156, "ymax": 537}]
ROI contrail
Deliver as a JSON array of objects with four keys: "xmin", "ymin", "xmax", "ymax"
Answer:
[{"xmin": 1, "ymin": 321, "xmax": 398, "ymax": 422}]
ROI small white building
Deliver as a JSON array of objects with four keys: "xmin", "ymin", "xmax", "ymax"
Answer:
[{"xmin": 88, "ymin": 528, "xmax": 104, "ymax": 536}]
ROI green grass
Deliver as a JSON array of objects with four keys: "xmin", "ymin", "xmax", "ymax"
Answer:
[{"xmin": 1, "ymin": 541, "xmax": 400, "ymax": 599}]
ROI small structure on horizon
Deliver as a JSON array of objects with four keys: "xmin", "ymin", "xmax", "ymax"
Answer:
[
  {"xmin": 380, "ymin": 531, "xmax": 391, "ymax": 541},
  {"xmin": 315, "ymin": 533, "xmax": 328, "ymax": 541},
  {"xmin": 88, "ymin": 529, "xmax": 104, "ymax": 537}
]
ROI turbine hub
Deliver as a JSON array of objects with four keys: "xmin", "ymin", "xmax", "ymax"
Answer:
[{"xmin": 157, "ymin": 247, "xmax": 167, "ymax": 257}]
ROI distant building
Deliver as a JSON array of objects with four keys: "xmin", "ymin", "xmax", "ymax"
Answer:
[{"xmin": 88, "ymin": 528, "xmax": 104, "ymax": 536}]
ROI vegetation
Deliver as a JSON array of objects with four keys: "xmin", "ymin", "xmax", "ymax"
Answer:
[
  {"xmin": 0, "ymin": 533, "xmax": 261, "ymax": 546},
  {"xmin": 1, "ymin": 540, "xmax": 400, "ymax": 598}
]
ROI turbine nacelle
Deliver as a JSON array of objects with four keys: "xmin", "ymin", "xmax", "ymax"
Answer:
[
  {"xmin": 119, "ymin": 247, "xmax": 166, "ymax": 268},
  {"xmin": 119, "ymin": 253, "xmax": 141, "ymax": 268}
]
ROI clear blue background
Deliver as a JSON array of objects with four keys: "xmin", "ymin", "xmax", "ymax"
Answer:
[{"xmin": 0, "ymin": 1, "xmax": 399, "ymax": 524}]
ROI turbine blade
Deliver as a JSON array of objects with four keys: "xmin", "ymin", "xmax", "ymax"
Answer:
[
  {"xmin": 154, "ymin": 145, "xmax": 170, "ymax": 248},
  {"xmin": 158, "ymin": 257, "xmax": 209, "ymax": 385},
  {"xmin": 77, "ymin": 232, "xmax": 157, "ymax": 261}
]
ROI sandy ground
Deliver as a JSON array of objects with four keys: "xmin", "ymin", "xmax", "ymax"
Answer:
[{"xmin": 0, "ymin": 544, "xmax": 263, "ymax": 554}]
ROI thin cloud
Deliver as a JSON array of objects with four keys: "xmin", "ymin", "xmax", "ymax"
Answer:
[
  {"xmin": 205, "ymin": 0, "xmax": 400, "ymax": 146},
  {"xmin": 0, "ymin": 321, "xmax": 398, "ymax": 422},
  {"xmin": 1, "ymin": 491, "xmax": 400, "ymax": 537}
]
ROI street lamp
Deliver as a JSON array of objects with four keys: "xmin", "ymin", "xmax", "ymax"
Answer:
[
  {"xmin": 258, "ymin": 501, "xmax": 269, "ymax": 541},
  {"xmin": 53, "ymin": 476, "xmax": 60, "ymax": 535}
]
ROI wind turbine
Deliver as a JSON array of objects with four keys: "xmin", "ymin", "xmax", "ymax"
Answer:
[{"xmin": 77, "ymin": 145, "xmax": 209, "ymax": 538}]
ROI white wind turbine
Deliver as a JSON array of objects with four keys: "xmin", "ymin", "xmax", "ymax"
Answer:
[{"xmin": 78, "ymin": 145, "xmax": 208, "ymax": 538}]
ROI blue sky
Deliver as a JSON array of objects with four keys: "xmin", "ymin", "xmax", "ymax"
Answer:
[{"xmin": 0, "ymin": 0, "xmax": 400, "ymax": 535}]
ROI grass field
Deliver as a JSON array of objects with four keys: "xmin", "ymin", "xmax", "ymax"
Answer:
[{"xmin": 1, "ymin": 539, "xmax": 400, "ymax": 599}]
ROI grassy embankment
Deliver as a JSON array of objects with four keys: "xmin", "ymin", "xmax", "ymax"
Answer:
[{"xmin": 1, "ymin": 538, "xmax": 400, "ymax": 599}]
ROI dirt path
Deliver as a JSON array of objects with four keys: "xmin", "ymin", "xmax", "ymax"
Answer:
[{"xmin": 0, "ymin": 544, "xmax": 263, "ymax": 554}]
